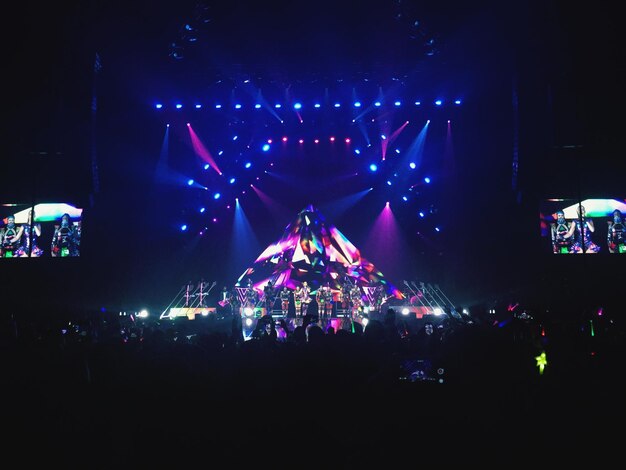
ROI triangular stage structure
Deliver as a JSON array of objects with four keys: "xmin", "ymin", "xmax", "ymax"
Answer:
[{"xmin": 236, "ymin": 205, "xmax": 400, "ymax": 297}]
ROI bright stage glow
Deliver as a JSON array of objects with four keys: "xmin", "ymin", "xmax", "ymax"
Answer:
[
  {"xmin": 245, "ymin": 318, "xmax": 253, "ymax": 326},
  {"xmin": 409, "ymin": 162, "xmax": 416, "ymax": 169},
  {"xmin": 155, "ymin": 103, "xmax": 163, "ymax": 109},
  {"xmin": 424, "ymin": 177, "xmax": 431, "ymax": 183},
  {"xmin": 455, "ymin": 99, "xmax": 462, "ymax": 105},
  {"xmin": 213, "ymin": 193, "xmax": 221, "ymax": 199},
  {"xmin": 362, "ymin": 318, "xmax": 369, "ymax": 327},
  {"xmin": 262, "ymin": 144, "xmax": 270, "ymax": 151},
  {"xmin": 394, "ymin": 101, "xmax": 401, "ymax": 106},
  {"xmin": 402, "ymin": 308, "xmax": 410, "ymax": 315},
  {"xmin": 334, "ymin": 103, "xmax": 341, "ymax": 108},
  {"xmin": 462, "ymin": 308, "xmax": 469, "ymax": 315},
  {"xmin": 195, "ymin": 104, "xmax": 201, "ymax": 109},
  {"xmin": 294, "ymin": 102, "xmax": 302, "ymax": 109},
  {"xmin": 435, "ymin": 100, "xmax": 442, "ymax": 106},
  {"xmin": 203, "ymin": 164, "xmax": 210, "ymax": 170},
  {"xmin": 374, "ymin": 101, "xmax": 381, "ymax": 107},
  {"xmin": 180, "ymin": 224, "xmax": 187, "ymax": 231},
  {"xmin": 235, "ymin": 104, "xmax": 242, "ymax": 109},
  {"xmin": 354, "ymin": 101, "xmax": 361, "ymax": 107},
  {"xmin": 175, "ymin": 104, "xmax": 182, "ymax": 109},
  {"xmin": 433, "ymin": 307, "xmax": 444, "ymax": 316},
  {"xmin": 138, "ymin": 310, "xmax": 149, "ymax": 318},
  {"xmin": 369, "ymin": 164, "xmax": 377, "ymax": 172},
  {"xmin": 244, "ymin": 307, "xmax": 254, "ymax": 317},
  {"xmin": 229, "ymin": 178, "xmax": 236, "ymax": 184},
  {"xmin": 255, "ymin": 103, "xmax": 261, "ymax": 109},
  {"xmin": 201, "ymin": 309, "xmax": 209, "ymax": 316},
  {"xmin": 187, "ymin": 179, "xmax": 194, "ymax": 185}
]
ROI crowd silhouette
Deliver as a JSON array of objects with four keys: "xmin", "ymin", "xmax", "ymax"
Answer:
[{"xmin": 2, "ymin": 305, "xmax": 624, "ymax": 465}]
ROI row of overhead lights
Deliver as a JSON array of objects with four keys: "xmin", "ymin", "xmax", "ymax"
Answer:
[{"xmin": 155, "ymin": 99, "xmax": 462, "ymax": 110}]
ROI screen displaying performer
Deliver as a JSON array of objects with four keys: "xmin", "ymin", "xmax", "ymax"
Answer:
[
  {"xmin": 1, "ymin": 202, "xmax": 83, "ymax": 258},
  {"xmin": 539, "ymin": 198, "xmax": 626, "ymax": 255}
]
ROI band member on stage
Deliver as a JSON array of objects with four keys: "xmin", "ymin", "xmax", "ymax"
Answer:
[
  {"xmin": 263, "ymin": 280, "xmax": 276, "ymax": 312},
  {"xmin": 340, "ymin": 278, "xmax": 353, "ymax": 312},
  {"xmin": 300, "ymin": 281, "xmax": 312, "ymax": 316},
  {"xmin": 51, "ymin": 213, "xmax": 79, "ymax": 257},
  {"xmin": 17, "ymin": 209, "xmax": 43, "ymax": 257},
  {"xmin": 294, "ymin": 284, "xmax": 303, "ymax": 316},
  {"xmin": 1, "ymin": 215, "xmax": 23, "ymax": 258},
  {"xmin": 317, "ymin": 282, "xmax": 333, "ymax": 318},
  {"xmin": 374, "ymin": 285, "xmax": 386, "ymax": 314},
  {"xmin": 608, "ymin": 209, "xmax": 626, "ymax": 253},
  {"xmin": 230, "ymin": 287, "xmax": 241, "ymax": 313},
  {"xmin": 279, "ymin": 285, "xmax": 291, "ymax": 316},
  {"xmin": 244, "ymin": 283, "xmax": 258, "ymax": 308},
  {"xmin": 323, "ymin": 282, "xmax": 334, "ymax": 318},
  {"xmin": 350, "ymin": 284, "xmax": 362, "ymax": 318},
  {"xmin": 218, "ymin": 286, "xmax": 231, "ymax": 307}
]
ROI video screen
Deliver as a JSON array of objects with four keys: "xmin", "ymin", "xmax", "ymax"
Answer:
[
  {"xmin": 540, "ymin": 198, "xmax": 626, "ymax": 254},
  {"xmin": 1, "ymin": 202, "xmax": 83, "ymax": 258}
]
